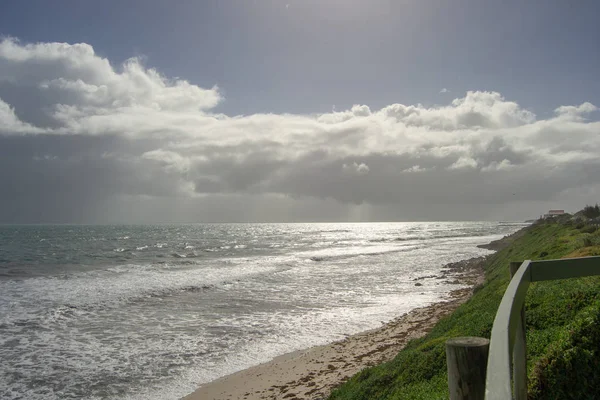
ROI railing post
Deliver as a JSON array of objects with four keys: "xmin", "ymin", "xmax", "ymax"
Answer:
[
  {"xmin": 446, "ymin": 337, "xmax": 489, "ymax": 400},
  {"xmin": 510, "ymin": 261, "xmax": 527, "ymax": 399}
]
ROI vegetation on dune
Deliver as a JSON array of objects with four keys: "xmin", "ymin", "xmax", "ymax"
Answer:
[
  {"xmin": 329, "ymin": 212, "xmax": 600, "ymax": 400},
  {"xmin": 580, "ymin": 203, "xmax": 600, "ymax": 219}
]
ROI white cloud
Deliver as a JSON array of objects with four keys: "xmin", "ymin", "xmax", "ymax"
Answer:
[
  {"xmin": 0, "ymin": 98, "xmax": 45, "ymax": 134},
  {"xmin": 554, "ymin": 102, "xmax": 598, "ymax": 119},
  {"xmin": 481, "ymin": 159, "xmax": 514, "ymax": 172},
  {"xmin": 1, "ymin": 38, "xmax": 600, "ymax": 221},
  {"xmin": 403, "ymin": 165, "xmax": 427, "ymax": 173},
  {"xmin": 141, "ymin": 149, "xmax": 191, "ymax": 173},
  {"xmin": 343, "ymin": 162, "xmax": 370, "ymax": 175},
  {"xmin": 449, "ymin": 156, "xmax": 478, "ymax": 170},
  {"xmin": 0, "ymin": 38, "xmax": 221, "ymax": 134},
  {"xmin": 440, "ymin": 88, "xmax": 450, "ymax": 93}
]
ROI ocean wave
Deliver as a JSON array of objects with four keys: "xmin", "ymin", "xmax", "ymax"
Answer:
[
  {"xmin": 0, "ymin": 276, "xmax": 237, "ymax": 333},
  {"xmin": 303, "ymin": 229, "xmax": 352, "ymax": 235},
  {"xmin": 0, "ymin": 261, "xmax": 280, "ymax": 325},
  {"xmin": 308, "ymin": 245, "xmax": 421, "ymax": 262},
  {"xmin": 368, "ymin": 235, "xmax": 424, "ymax": 243},
  {"xmin": 0, "ymin": 267, "xmax": 29, "ymax": 277},
  {"xmin": 394, "ymin": 236, "xmax": 424, "ymax": 241},
  {"xmin": 367, "ymin": 230, "xmax": 503, "ymax": 244}
]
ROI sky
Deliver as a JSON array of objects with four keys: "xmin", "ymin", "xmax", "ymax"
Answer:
[{"xmin": 0, "ymin": 0, "xmax": 599, "ymax": 223}]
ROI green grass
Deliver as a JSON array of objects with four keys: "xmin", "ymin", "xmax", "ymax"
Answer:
[{"xmin": 329, "ymin": 218, "xmax": 600, "ymax": 400}]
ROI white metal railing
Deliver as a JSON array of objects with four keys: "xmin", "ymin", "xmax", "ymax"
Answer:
[{"xmin": 484, "ymin": 256, "xmax": 600, "ymax": 400}]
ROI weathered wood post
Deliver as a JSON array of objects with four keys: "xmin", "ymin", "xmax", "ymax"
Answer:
[
  {"xmin": 446, "ymin": 336, "xmax": 490, "ymax": 400},
  {"xmin": 510, "ymin": 261, "xmax": 527, "ymax": 399}
]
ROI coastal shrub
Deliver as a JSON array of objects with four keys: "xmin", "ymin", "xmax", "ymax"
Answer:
[
  {"xmin": 582, "ymin": 225, "xmax": 597, "ymax": 234},
  {"xmin": 472, "ymin": 283, "xmax": 484, "ymax": 295},
  {"xmin": 582, "ymin": 204, "xmax": 600, "ymax": 219},
  {"xmin": 575, "ymin": 222, "xmax": 586, "ymax": 229},
  {"xmin": 528, "ymin": 302, "xmax": 600, "ymax": 399}
]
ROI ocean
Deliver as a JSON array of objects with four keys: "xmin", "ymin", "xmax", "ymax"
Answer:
[{"xmin": 0, "ymin": 222, "xmax": 525, "ymax": 399}]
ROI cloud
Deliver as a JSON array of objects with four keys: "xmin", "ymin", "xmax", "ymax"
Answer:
[
  {"xmin": 141, "ymin": 149, "xmax": 192, "ymax": 173},
  {"xmin": 0, "ymin": 38, "xmax": 599, "ymax": 222},
  {"xmin": 449, "ymin": 156, "xmax": 478, "ymax": 170},
  {"xmin": 554, "ymin": 102, "xmax": 598, "ymax": 120},
  {"xmin": 0, "ymin": 38, "xmax": 221, "ymax": 134},
  {"xmin": 440, "ymin": 88, "xmax": 450, "ymax": 93},
  {"xmin": 403, "ymin": 165, "xmax": 427, "ymax": 173},
  {"xmin": 0, "ymin": 98, "xmax": 45, "ymax": 134},
  {"xmin": 343, "ymin": 162, "xmax": 370, "ymax": 175}
]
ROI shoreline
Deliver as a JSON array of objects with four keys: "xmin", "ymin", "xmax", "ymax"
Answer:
[{"xmin": 183, "ymin": 255, "xmax": 488, "ymax": 400}]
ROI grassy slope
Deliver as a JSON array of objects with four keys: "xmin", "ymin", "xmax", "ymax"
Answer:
[{"xmin": 329, "ymin": 219, "xmax": 600, "ymax": 400}]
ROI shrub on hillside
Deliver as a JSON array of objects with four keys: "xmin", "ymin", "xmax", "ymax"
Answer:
[
  {"xmin": 582, "ymin": 225, "xmax": 598, "ymax": 234},
  {"xmin": 529, "ymin": 304, "xmax": 600, "ymax": 399},
  {"xmin": 582, "ymin": 204, "xmax": 600, "ymax": 219}
]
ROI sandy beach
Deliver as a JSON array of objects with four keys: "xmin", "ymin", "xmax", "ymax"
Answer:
[{"xmin": 184, "ymin": 255, "xmax": 486, "ymax": 400}]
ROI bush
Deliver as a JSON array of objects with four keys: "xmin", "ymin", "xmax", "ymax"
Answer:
[
  {"xmin": 472, "ymin": 283, "xmax": 484, "ymax": 295},
  {"xmin": 529, "ymin": 304, "xmax": 600, "ymax": 400},
  {"xmin": 582, "ymin": 204, "xmax": 600, "ymax": 219},
  {"xmin": 582, "ymin": 225, "xmax": 598, "ymax": 234}
]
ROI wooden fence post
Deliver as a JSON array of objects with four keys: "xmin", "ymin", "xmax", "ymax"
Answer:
[
  {"xmin": 446, "ymin": 336, "xmax": 490, "ymax": 400},
  {"xmin": 510, "ymin": 261, "xmax": 527, "ymax": 399}
]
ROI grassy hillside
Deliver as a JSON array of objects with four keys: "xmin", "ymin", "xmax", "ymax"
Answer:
[{"xmin": 329, "ymin": 217, "xmax": 600, "ymax": 400}]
